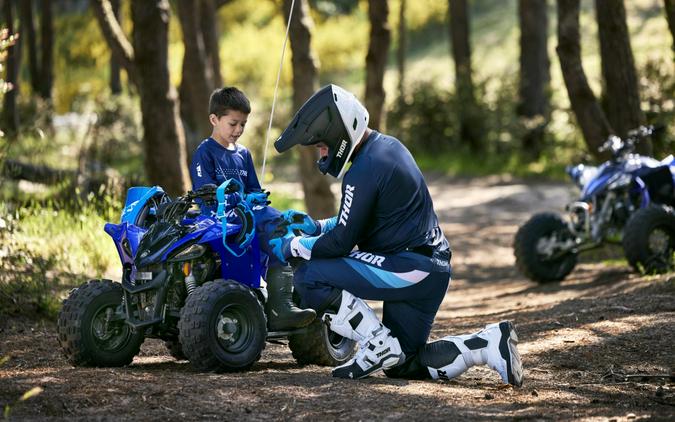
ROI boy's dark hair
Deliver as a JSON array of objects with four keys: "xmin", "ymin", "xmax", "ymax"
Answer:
[{"xmin": 209, "ymin": 87, "xmax": 251, "ymax": 117}]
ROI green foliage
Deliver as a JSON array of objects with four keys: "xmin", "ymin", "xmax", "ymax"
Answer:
[
  {"xmin": 639, "ymin": 56, "xmax": 675, "ymax": 157},
  {"xmin": 0, "ymin": 198, "xmax": 119, "ymax": 319}
]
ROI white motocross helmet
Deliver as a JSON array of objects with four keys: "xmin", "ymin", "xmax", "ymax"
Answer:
[{"xmin": 275, "ymin": 84, "xmax": 369, "ymax": 179}]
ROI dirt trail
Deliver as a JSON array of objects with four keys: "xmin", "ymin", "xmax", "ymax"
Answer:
[{"xmin": 1, "ymin": 176, "xmax": 673, "ymax": 421}]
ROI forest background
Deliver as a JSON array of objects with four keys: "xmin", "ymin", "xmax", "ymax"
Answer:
[{"xmin": 0, "ymin": 0, "xmax": 674, "ymax": 318}]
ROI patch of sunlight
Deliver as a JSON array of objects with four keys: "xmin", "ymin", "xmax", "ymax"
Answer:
[{"xmin": 520, "ymin": 313, "xmax": 667, "ymax": 355}]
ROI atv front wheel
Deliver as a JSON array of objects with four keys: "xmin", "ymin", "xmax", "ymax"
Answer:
[
  {"xmin": 514, "ymin": 212, "xmax": 578, "ymax": 283},
  {"xmin": 289, "ymin": 319, "xmax": 356, "ymax": 366},
  {"xmin": 623, "ymin": 205, "xmax": 675, "ymax": 274},
  {"xmin": 57, "ymin": 280, "xmax": 144, "ymax": 367},
  {"xmin": 179, "ymin": 279, "xmax": 267, "ymax": 372}
]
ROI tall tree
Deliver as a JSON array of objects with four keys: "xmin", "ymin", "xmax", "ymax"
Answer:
[
  {"xmin": 666, "ymin": 0, "xmax": 675, "ymax": 61},
  {"xmin": 364, "ymin": 0, "xmax": 391, "ymax": 131},
  {"xmin": 177, "ymin": 0, "xmax": 217, "ymax": 159},
  {"xmin": 556, "ymin": 0, "xmax": 611, "ymax": 159},
  {"xmin": 92, "ymin": 0, "xmax": 189, "ymax": 195},
  {"xmin": 39, "ymin": 0, "xmax": 53, "ymax": 100},
  {"xmin": 200, "ymin": 0, "xmax": 222, "ymax": 88},
  {"xmin": 1, "ymin": 0, "xmax": 20, "ymax": 136},
  {"xmin": 109, "ymin": 0, "xmax": 121, "ymax": 94},
  {"xmin": 283, "ymin": 0, "xmax": 336, "ymax": 218},
  {"xmin": 595, "ymin": 0, "xmax": 650, "ymax": 153},
  {"xmin": 448, "ymin": 0, "xmax": 481, "ymax": 151},
  {"xmin": 397, "ymin": 0, "xmax": 406, "ymax": 98},
  {"xmin": 517, "ymin": 0, "xmax": 550, "ymax": 159},
  {"xmin": 19, "ymin": 0, "xmax": 40, "ymax": 95}
]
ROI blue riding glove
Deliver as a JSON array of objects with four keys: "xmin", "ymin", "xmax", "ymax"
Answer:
[
  {"xmin": 269, "ymin": 234, "xmax": 318, "ymax": 264},
  {"xmin": 244, "ymin": 190, "xmax": 271, "ymax": 207},
  {"xmin": 281, "ymin": 210, "xmax": 321, "ymax": 236}
]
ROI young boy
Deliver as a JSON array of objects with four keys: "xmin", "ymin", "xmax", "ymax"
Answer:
[{"xmin": 189, "ymin": 87, "xmax": 315, "ymax": 331}]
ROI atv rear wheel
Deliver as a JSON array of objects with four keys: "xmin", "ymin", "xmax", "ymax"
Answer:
[
  {"xmin": 179, "ymin": 279, "xmax": 267, "ymax": 372},
  {"xmin": 289, "ymin": 319, "xmax": 356, "ymax": 366},
  {"xmin": 623, "ymin": 205, "xmax": 675, "ymax": 274},
  {"xmin": 57, "ymin": 280, "xmax": 144, "ymax": 367},
  {"xmin": 514, "ymin": 212, "xmax": 578, "ymax": 283}
]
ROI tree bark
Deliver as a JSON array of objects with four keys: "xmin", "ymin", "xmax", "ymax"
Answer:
[
  {"xmin": 284, "ymin": 0, "xmax": 336, "ymax": 218},
  {"xmin": 200, "ymin": 0, "xmax": 222, "ymax": 88},
  {"xmin": 1, "ymin": 0, "xmax": 21, "ymax": 136},
  {"xmin": 518, "ymin": 0, "xmax": 550, "ymax": 159},
  {"xmin": 595, "ymin": 0, "xmax": 649, "ymax": 153},
  {"xmin": 177, "ymin": 0, "xmax": 215, "ymax": 161},
  {"xmin": 91, "ymin": 0, "xmax": 139, "ymax": 87},
  {"xmin": 19, "ymin": 0, "xmax": 40, "ymax": 95},
  {"xmin": 132, "ymin": 0, "xmax": 189, "ymax": 195},
  {"xmin": 397, "ymin": 0, "xmax": 406, "ymax": 98},
  {"xmin": 364, "ymin": 0, "xmax": 391, "ymax": 131},
  {"xmin": 665, "ymin": 0, "xmax": 675, "ymax": 60},
  {"xmin": 109, "ymin": 0, "xmax": 121, "ymax": 94},
  {"xmin": 448, "ymin": 0, "xmax": 481, "ymax": 151},
  {"xmin": 39, "ymin": 0, "xmax": 53, "ymax": 100},
  {"xmin": 556, "ymin": 0, "xmax": 612, "ymax": 160}
]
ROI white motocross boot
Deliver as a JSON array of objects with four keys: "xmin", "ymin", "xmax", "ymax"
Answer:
[
  {"xmin": 419, "ymin": 321, "xmax": 523, "ymax": 386},
  {"xmin": 323, "ymin": 291, "xmax": 406, "ymax": 379}
]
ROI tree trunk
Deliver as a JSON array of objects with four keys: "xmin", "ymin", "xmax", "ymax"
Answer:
[
  {"xmin": 109, "ymin": 0, "xmax": 121, "ymax": 94},
  {"xmin": 132, "ymin": 0, "xmax": 189, "ymax": 195},
  {"xmin": 284, "ymin": 0, "xmax": 336, "ymax": 218},
  {"xmin": 448, "ymin": 0, "xmax": 481, "ymax": 151},
  {"xmin": 19, "ymin": 0, "xmax": 40, "ymax": 95},
  {"xmin": 397, "ymin": 0, "xmax": 406, "ymax": 98},
  {"xmin": 1, "ymin": 0, "xmax": 21, "ymax": 136},
  {"xmin": 200, "ymin": 0, "xmax": 222, "ymax": 88},
  {"xmin": 177, "ymin": 0, "xmax": 215, "ymax": 161},
  {"xmin": 91, "ymin": 0, "xmax": 139, "ymax": 87},
  {"xmin": 365, "ymin": 0, "xmax": 391, "ymax": 131},
  {"xmin": 665, "ymin": 0, "xmax": 675, "ymax": 60},
  {"xmin": 39, "ymin": 0, "xmax": 53, "ymax": 100},
  {"xmin": 595, "ymin": 0, "xmax": 650, "ymax": 154},
  {"xmin": 556, "ymin": 0, "xmax": 612, "ymax": 160},
  {"xmin": 518, "ymin": 0, "xmax": 550, "ymax": 159}
]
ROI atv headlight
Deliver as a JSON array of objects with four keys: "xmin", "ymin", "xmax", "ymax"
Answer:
[{"xmin": 169, "ymin": 244, "xmax": 206, "ymax": 261}]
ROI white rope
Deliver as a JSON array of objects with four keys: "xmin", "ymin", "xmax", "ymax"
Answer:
[{"xmin": 260, "ymin": 0, "xmax": 296, "ymax": 183}]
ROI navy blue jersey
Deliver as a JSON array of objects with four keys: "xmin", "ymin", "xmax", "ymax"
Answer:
[
  {"xmin": 189, "ymin": 138, "xmax": 261, "ymax": 192},
  {"xmin": 313, "ymin": 131, "xmax": 448, "ymax": 258}
]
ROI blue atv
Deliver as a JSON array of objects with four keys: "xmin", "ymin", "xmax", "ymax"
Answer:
[
  {"xmin": 57, "ymin": 180, "xmax": 355, "ymax": 371},
  {"xmin": 514, "ymin": 126, "xmax": 675, "ymax": 282}
]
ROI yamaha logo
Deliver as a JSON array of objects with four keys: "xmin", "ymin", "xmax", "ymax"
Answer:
[{"xmin": 335, "ymin": 139, "xmax": 348, "ymax": 158}]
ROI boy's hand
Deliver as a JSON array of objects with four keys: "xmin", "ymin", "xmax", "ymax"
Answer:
[
  {"xmin": 244, "ymin": 190, "xmax": 270, "ymax": 207},
  {"xmin": 282, "ymin": 210, "xmax": 321, "ymax": 236}
]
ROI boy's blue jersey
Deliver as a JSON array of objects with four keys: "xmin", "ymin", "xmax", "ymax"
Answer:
[
  {"xmin": 313, "ymin": 131, "xmax": 448, "ymax": 258},
  {"xmin": 190, "ymin": 138, "xmax": 261, "ymax": 192}
]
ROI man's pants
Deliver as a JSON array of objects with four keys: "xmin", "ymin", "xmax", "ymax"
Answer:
[{"xmin": 293, "ymin": 250, "xmax": 451, "ymax": 356}]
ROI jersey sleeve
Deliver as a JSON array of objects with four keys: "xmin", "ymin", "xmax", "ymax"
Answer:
[
  {"xmin": 189, "ymin": 145, "xmax": 218, "ymax": 190},
  {"xmin": 311, "ymin": 168, "xmax": 378, "ymax": 258},
  {"xmin": 244, "ymin": 149, "xmax": 262, "ymax": 192}
]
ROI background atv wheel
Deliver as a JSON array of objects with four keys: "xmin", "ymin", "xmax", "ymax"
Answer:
[
  {"xmin": 57, "ymin": 280, "xmax": 144, "ymax": 367},
  {"xmin": 623, "ymin": 205, "xmax": 675, "ymax": 274},
  {"xmin": 288, "ymin": 319, "xmax": 356, "ymax": 366},
  {"xmin": 164, "ymin": 340, "xmax": 187, "ymax": 360},
  {"xmin": 514, "ymin": 212, "xmax": 578, "ymax": 283},
  {"xmin": 179, "ymin": 279, "xmax": 267, "ymax": 372}
]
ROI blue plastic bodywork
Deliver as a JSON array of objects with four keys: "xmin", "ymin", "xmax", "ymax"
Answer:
[{"xmin": 106, "ymin": 181, "xmax": 264, "ymax": 289}]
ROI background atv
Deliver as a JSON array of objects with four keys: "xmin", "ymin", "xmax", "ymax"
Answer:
[
  {"xmin": 57, "ymin": 181, "xmax": 355, "ymax": 372},
  {"xmin": 514, "ymin": 126, "xmax": 674, "ymax": 283}
]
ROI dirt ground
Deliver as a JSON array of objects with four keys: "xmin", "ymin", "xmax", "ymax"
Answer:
[{"xmin": 1, "ymin": 176, "xmax": 674, "ymax": 421}]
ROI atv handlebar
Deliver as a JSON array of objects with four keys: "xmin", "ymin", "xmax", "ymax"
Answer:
[{"xmin": 598, "ymin": 124, "xmax": 664, "ymax": 158}]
